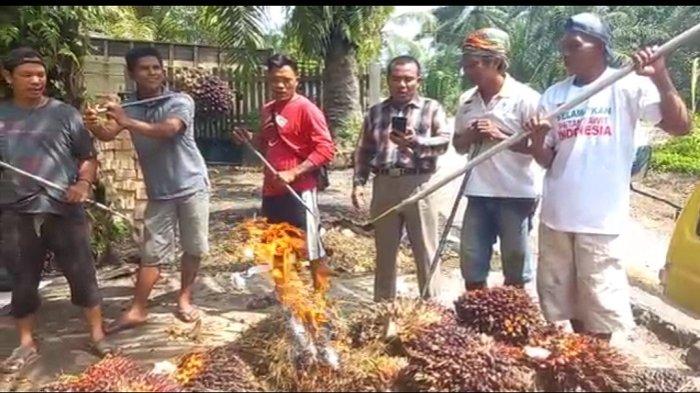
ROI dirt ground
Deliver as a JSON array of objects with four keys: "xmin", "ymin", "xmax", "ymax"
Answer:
[
  {"xmin": 631, "ymin": 171, "xmax": 698, "ymax": 234},
  {"xmin": 0, "ymin": 165, "xmax": 697, "ymax": 391}
]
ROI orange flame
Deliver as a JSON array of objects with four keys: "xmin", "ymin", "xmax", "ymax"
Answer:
[{"xmin": 239, "ymin": 218, "xmax": 331, "ymax": 336}]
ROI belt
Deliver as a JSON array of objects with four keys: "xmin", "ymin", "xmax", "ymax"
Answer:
[{"xmin": 373, "ymin": 167, "xmax": 434, "ymax": 177}]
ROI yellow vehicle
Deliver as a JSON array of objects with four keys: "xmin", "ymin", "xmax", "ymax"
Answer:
[{"xmin": 661, "ymin": 182, "xmax": 700, "ymax": 316}]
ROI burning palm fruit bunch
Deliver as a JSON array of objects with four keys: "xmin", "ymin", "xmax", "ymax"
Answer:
[
  {"xmin": 349, "ymin": 297, "xmax": 455, "ymax": 353},
  {"xmin": 235, "ymin": 310, "xmax": 408, "ymax": 392},
  {"xmin": 525, "ymin": 331, "xmax": 634, "ymax": 391},
  {"xmin": 398, "ymin": 323, "xmax": 535, "ymax": 391},
  {"xmin": 223, "ymin": 218, "xmax": 270, "ymax": 268},
  {"xmin": 454, "ymin": 286, "xmax": 550, "ymax": 345},
  {"xmin": 172, "ymin": 67, "xmax": 233, "ymax": 116},
  {"xmin": 238, "ymin": 219, "xmax": 340, "ymax": 371},
  {"xmin": 40, "ymin": 355, "xmax": 181, "ymax": 392},
  {"xmin": 174, "ymin": 345, "xmax": 265, "ymax": 392}
]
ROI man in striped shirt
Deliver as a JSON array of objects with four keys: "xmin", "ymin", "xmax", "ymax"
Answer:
[{"xmin": 352, "ymin": 55, "xmax": 451, "ymax": 301}]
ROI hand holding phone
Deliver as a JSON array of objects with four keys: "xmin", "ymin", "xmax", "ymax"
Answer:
[{"xmin": 391, "ymin": 116, "xmax": 407, "ymax": 134}]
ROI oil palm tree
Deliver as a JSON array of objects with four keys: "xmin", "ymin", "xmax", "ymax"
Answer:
[{"xmin": 285, "ymin": 6, "xmax": 393, "ymax": 134}]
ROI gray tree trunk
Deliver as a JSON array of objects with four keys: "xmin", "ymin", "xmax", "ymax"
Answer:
[{"xmin": 322, "ymin": 37, "xmax": 362, "ymax": 136}]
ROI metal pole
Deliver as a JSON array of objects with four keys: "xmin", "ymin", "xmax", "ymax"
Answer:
[
  {"xmin": 0, "ymin": 160, "xmax": 132, "ymax": 223},
  {"xmin": 95, "ymin": 93, "xmax": 178, "ymax": 113},
  {"xmin": 241, "ymin": 139, "xmax": 320, "ymax": 221},
  {"xmin": 367, "ymin": 22, "xmax": 700, "ymax": 226}
]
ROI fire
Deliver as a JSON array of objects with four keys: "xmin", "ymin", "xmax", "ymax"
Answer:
[{"xmin": 239, "ymin": 218, "xmax": 331, "ymax": 336}]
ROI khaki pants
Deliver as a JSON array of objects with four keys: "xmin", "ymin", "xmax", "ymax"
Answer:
[
  {"xmin": 371, "ymin": 174, "xmax": 441, "ymax": 301},
  {"xmin": 537, "ymin": 223, "xmax": 635, "ymax": 334}
]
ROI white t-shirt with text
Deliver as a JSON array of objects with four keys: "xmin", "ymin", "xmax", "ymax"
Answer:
[
  {"xmin": 539, "ymin": 67, "xmax": 662, "ymax": 234},
  {"xmin": 454, "ymin": 75, "xmax": 543, "ymax": 199}
]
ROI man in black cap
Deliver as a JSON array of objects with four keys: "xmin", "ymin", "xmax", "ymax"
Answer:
[{"xmin": 526, "ymin": 13, "xmax": 691, "ymax": 341}]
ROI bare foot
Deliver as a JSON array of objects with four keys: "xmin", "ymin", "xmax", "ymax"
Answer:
[{"xmin": 105, "ymin": 308, "xmax": 148, "ymax": 335}]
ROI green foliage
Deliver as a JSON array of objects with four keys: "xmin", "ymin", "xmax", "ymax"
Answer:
[
  {"xmin": 84, "ymin": 6, "xmax": 224, "ymax": 44},
  {"xmin": 692, "ymin": 57, "xmax": 698, "ymax": 114},
  {"xmin": 199, "ymin": 6, "xmax": 268, "ymax": 77},
  {"xmin": 87, "ymin": 207, "xmax": 132, "ymax": 259},
  {"xmin": 244, "ymin": 110, "xmax": 261, "ymax": 133},
  {"xmin": 88, "ymin": 183, "xmax": 133, "ymax": 258},
  {"xmin": 334, "ymin": 112, "xmax": 364, "ymax": 148},
  {"xmin": 382, "ymin": 11, "xmax": 437, "ymax": 66},
  {"xmin": 0, "ymin": 6, "xmax": 92, "ymax": 106},
  {"xmin": 84, "ymin": 6, "xmax": 269, "ymax": 77},
  {"xmin": 285, "ymin": 6, "xmax": 393, "ymax": 67},
  {"xmin": 285, "ymin": 6, "xmax": 393, "ymax": 132},
  {"xmin": 421, "ymin": 44, "xmax": 465, "ymax": 115},
  {"xmin": 419, "ymin": 6, "xmax": 700, "ymax": 111},
  {"xmin": 651, "ymin": 116, "xmax": 700, "ymax": 175}
]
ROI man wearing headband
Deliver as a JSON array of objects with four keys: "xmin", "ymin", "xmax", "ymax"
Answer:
[
  {"xmin": 453, "ymin": 28, "xmax": 543, "ymax": 292},
  {"xmin": 0, "ymin": 47, "xmax": 114, "ymax": 372},
  {"xmin": 525, "ymin": 13, "xmax": 691, "ymax": 341}
]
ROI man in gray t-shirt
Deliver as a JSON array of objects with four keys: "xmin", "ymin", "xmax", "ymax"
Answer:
[
  {"xmin": 84, "ymin": 47, "xmax": 210, "ymax": 333},
  {"xmin": 0, "ymin": 47, "xmax": 114, "ymax": 372},
  {"xmin": 0, "ymin": 99, "xmax": 95, "ymax": 215}
]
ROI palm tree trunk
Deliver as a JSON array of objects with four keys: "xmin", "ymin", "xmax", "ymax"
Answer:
[{"xmin": 322, "ymin": 35, "xmax": 362, "ymax": 135}]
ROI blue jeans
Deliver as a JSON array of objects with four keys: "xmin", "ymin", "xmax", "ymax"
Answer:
[{"xmin": 460, "ymin": 196, "xmax": 537, "ymax": 285}]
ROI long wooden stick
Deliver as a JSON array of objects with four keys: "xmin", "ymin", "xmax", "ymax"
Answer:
[
  {"xmin": 0, "ymin": 160, "xmax": 132, "ymax": 223},
  {"xmin": 368, "ymin": 22, "xmax": 700, "ymax": 226},
  {"xmin": 421, "ymin": 142, "xmax": 482, "ymax": 298}
]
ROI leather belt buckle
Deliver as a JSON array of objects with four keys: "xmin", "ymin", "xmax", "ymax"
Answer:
[{"xmin": 388, "ymin": 168, "xmax": 403, "ymax": 177}]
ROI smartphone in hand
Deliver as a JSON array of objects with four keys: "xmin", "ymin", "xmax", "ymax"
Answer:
[{"xmin": 391, "ymin": 116, "xmax": 408, "ymax": 134}]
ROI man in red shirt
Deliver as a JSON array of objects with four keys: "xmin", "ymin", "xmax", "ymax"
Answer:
[{"xmin": 233, "ymin": 54, "xmax": 335, "ymax": 262}]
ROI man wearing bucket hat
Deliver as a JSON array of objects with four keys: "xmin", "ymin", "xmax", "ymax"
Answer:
[
  {"xmin": 452, "ymin": 28, "xmax": 543, "ymax": 292},
  {"xmin": 525, "ymin": 13, "xmax": 691, "ymax": 341}
]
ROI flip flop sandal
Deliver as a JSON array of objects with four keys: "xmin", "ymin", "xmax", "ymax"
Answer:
[
  {"xmin": 175, "ymin": 307, "xmax": 201, "ymax": 323},
  {"xmin": 89, "ymin": 339, "xmax": 118, "ymax": 357},
  {"xmin": 0, "ymin": 346, "xmax": 38, "ymax": 374},
  {"xmin": 105, "ymin": 319, "xmax": 147, "ymax": 335}
]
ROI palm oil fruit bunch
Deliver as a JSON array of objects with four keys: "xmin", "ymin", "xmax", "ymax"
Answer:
[
  {"xmin": 172, "ymin": 67, "xmax": 233, "ymax": 116},
  {"xmin": 178, "ymin": 344, "xmax": 264, "ymax": 392},
  {"xmin": 41, "ymin": 355, "xmax": 181, "ymax": 392},
  {"xmin": 528, "ymin": 332, "xmax": 633, "ymax": 392},
  {"xmin": 349, "ymin": 297, "xmax": 455, "ymax": 351},
  {"xmin": 399, "ymin": 323, "xmax": 535, "ymax": 392},
  {"xmin": 454, "ymin": 286, "xmax": 548, "ymax": 345},
  {"xmin": 626, "ymin": 367, "xmax": 698, "ymax": 392}
]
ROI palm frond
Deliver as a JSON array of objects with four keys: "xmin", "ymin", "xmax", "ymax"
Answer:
[{"xmin": 201, "ymin": 6, "xmax": 267, "ymax": 75}]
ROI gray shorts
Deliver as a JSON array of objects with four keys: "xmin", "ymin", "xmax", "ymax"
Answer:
[{"xmin": 141, "ymin": 189, "xmax": 210, "ymax": 267}]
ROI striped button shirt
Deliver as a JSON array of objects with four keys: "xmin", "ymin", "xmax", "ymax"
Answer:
[{"xmin": 353, "ymin": 96, "xmax": 450, "ymax": 186}]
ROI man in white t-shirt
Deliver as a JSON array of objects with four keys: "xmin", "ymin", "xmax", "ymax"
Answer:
[
  {"xmin": 526, "ymin": 13, "xmax": 691, "ymax": 341},
  {"xmin": 453, "ymin": 28, "xmax": 543, "ymax": 291}
]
